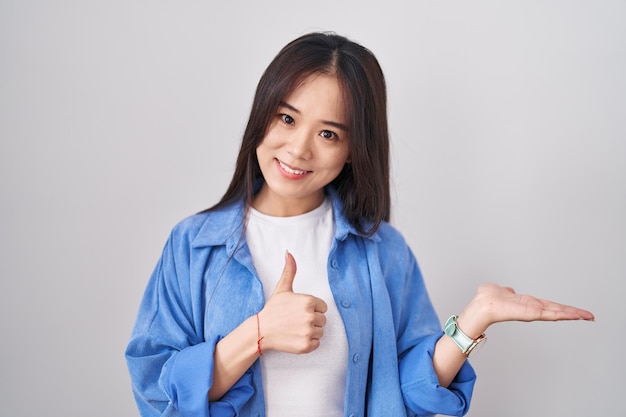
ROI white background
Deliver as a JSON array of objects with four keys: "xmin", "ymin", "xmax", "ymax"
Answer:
[{"xmin": 1, "ymin": 1, "xmax": 624, "ymax": 416}]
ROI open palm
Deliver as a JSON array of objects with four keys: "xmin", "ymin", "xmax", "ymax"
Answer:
[{"xmin": 472, "ymin": 283, "xmax": 595, "ymax": 325}]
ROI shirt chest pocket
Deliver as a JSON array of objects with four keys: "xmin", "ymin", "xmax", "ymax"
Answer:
[{"xmin": 202, "ymin": 258, "xmax": 265, "ymax": 340}]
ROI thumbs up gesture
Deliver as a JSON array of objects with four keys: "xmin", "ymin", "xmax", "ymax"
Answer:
[
  {"xmin": 272, "ymin": 250, "xmax": 299, "ymax": 294},
  {"xmin": 258, "ymin": 251, "xmax": 328, "ymax": 354}
]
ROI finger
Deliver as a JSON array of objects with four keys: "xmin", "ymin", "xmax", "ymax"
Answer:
[
  {"xmin": 302, "ymin": 338, "xmax": 321, "ymax": 354},
  {"xmin": 516, "ymin": 297, "xmax": 595, "ymax": 322},
  {"xmin": 540, "ymin": 300, "xmax": 595, "ymax": 321},
  {"xmin": 312, "ymin": 311, "xmax": 327, "ymax": 327},
  {"xmin": 272, "ymin": 250, "xmax": 297, "ymax": 294},
  {"xmin": 577, "ymin": 309, "xmax": 595, "ymax": 321},
  {"xmin": 310, "ymin": 326, "xmax": 324, "ymax": 340},
  {"xmin": 314, "ymin": 298, "xmax": 328, "ymax": 314},
  {"xmin": 539, "ymin": 309, "xmax": 590, "ymax": 321}
]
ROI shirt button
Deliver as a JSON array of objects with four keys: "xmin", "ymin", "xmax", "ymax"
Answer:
[
  {"xmin": 341, "ymin": 300, "xmax": 351, "ymax": 308},
  {"xmin": 348, "ymin": 414, "xmax": 356, "ymax": 417},
  {"xmin": 331, "ymin": 259, "xmax": 339, "ymax": 269},
  {"xmin": 352, "ymin": 353, "xmax": 360, "ymax": 363}
]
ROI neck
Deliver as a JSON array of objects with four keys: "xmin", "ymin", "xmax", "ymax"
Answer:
[{"xmin": 251, "ymin": 186, "xmax": 324, "ymax": 217}]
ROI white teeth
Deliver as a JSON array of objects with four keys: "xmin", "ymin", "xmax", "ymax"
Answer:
[{"xmin": 278, "ymin": 160, "xmax": 307, "ymax": 175}]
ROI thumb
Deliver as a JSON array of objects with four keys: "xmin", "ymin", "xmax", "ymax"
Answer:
[{"xmin": 272, "ymin": 251, "xmax": 297, "ymax": 294}]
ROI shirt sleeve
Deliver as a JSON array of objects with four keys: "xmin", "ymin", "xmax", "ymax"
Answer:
[
  {"xmin": 379, "ymin": 227, "xmax": 476, "ymax": 416},
  {"xmin": 399, "ymin": 333, "xmax": 476, "ymax": 417},
  {"xmin": 124, "ymin": 229, "xmax": 254, "ymax": 417}
]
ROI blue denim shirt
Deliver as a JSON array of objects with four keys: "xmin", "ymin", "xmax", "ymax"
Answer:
[{"xmin": 126, "ymin": 189, "xmax": 476, "ymax": 417}]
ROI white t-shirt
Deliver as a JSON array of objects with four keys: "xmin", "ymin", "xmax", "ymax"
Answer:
[{"xmin": 246, "ymin": 199, "xmax": 348, "ymax": 417}]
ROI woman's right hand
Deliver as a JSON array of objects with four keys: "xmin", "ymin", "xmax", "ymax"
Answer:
[
  {"xmin": 258, "ymin": 251, "xmax": 328, "ymax": 354},
  {"xmin": 209, "ymin": 252, "xmax": 327, "ymax": 401}
]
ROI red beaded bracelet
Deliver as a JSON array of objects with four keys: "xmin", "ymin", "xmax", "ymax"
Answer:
[{"xmin": 256, "ymin": 313, "xmax": 264, "ymax": 356}]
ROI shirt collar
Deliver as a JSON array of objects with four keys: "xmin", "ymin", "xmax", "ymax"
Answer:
[
  {"xmin": 191, "ymin": 186, "xmax": 380, "ymax": 250},
  {"xmin": 326, "ymin": 186, "xmax": 381, "ymax": 242},
  {"xmin": 191, "ymin": 203, "xmax": 246, "ymax": 250}
]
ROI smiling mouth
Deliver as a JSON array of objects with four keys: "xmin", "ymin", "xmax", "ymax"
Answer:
[{"xmin": 277, "ymin": 159, "xmax": 310, "ymax": 175}]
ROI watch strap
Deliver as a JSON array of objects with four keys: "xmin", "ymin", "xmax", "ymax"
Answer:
[{"xmin": 444, "ymin": 315, "xmax": 486, "ymax": 357}]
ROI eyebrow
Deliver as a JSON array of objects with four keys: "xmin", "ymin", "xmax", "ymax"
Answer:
[{"xmin": 279, "ymin": 101, "xmax": 349, "ymax": 132}]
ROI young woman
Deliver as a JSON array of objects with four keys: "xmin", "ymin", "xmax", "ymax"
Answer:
[{"xmin": 125, "ymin": 32, "xmax": 594, "ymax": 417}]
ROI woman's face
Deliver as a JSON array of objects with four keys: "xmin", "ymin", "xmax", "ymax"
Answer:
[{"xmin": 253, "ymin": 73, "xmax": 351, "ymax": 216}]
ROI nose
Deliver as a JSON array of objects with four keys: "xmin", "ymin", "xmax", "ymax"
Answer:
[{"xmin": 287, "ymin": 128, "xmax": 313, "ymax": 160}]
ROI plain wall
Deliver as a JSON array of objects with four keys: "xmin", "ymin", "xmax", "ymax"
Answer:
[{"xmin": 1, "ymin": 1, "xmax": 624, "ymax": 416}]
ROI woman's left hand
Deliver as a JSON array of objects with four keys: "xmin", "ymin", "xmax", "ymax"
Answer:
[{"xmin": 456, "ymin": 283, "xmax": 595, "ymax": 339}]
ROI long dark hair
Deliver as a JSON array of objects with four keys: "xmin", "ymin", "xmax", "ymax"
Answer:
[{"xmin": 210, "ymin": 32, "xmax": 390, "ymax": 236}]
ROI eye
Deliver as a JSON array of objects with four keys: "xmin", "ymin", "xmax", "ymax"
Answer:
[
  {"xmin": 280, "ymin": 114, "xmax": 295, "ymax": 125},
  {"xmin": 320, "ymin": 130, "xmax": 338, "ymax": 140}
]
